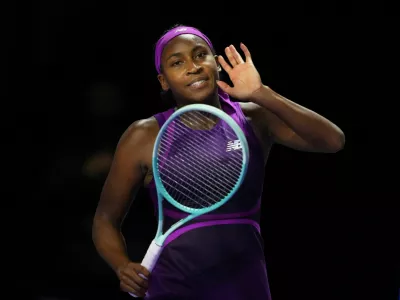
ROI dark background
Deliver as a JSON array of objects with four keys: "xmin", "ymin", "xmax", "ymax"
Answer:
[{"xmin": 7, "ymin": 2, "xmax": 398, "ymax": 300}]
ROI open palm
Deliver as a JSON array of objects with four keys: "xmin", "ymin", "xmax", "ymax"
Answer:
[{"xmin": 217, "ymin": 43, "xmax": 263, "ymax": 101}]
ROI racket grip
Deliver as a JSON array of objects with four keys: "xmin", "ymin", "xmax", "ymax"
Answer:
[{"xmin": 129, "ymin": 239, "xmax": 162, "ymax": 298}]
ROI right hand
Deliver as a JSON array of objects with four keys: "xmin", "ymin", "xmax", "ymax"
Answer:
[{"xmin": 116, "ymin": 261, "xmax": 150, "ymax": 297}]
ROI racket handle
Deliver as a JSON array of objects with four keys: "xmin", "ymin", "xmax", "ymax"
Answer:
[{"xmin": 129, "ymin": 239, "xmax": 162, "ymax": 298}]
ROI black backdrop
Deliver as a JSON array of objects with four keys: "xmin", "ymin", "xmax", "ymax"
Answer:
[{"xmin": 6, "ymin": 2, "xmax": 398, "ymax": 300}]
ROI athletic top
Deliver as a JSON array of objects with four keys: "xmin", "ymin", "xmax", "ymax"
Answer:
[{"xmin": 146, "ymin": 89, "xmax": 272, "ymax": 285}]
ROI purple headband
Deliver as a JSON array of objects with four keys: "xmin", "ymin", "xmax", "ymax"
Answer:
[{"xmin": 154, "ymin": 26, "xmax": 214, "ymax": 74}]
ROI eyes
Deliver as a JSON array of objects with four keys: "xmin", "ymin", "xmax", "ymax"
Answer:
[{"xmin": 171, "ymin": 52, "xmax": 208, "ymax": 67}]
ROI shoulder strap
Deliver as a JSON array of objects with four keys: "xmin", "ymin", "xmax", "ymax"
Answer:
[{"xmin": 153, "ymin": 108, "xmax": 175, "ymax": 128}]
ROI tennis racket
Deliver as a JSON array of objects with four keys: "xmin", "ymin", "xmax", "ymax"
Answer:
[{"xmin": 129, "ymin": 103, "xmax": 249, "ymax": 297}]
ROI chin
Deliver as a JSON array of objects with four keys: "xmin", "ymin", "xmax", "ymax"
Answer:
[
  {"xmin": 185, "ymin": 85, "xmax": 217, "ymax": 104},
  {"xmin": 188, "ymin": 95, "xmax": 210, "ymax": 103}
]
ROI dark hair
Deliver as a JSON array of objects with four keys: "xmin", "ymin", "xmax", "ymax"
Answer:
[{"xmin": 155, "ymin": 24, "xmax": 217, "ymax": 109}]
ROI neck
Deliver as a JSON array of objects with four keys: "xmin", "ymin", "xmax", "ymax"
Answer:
[{"xmin": 175, "ymin": 89, "xmax": 221, "ymax": 110}]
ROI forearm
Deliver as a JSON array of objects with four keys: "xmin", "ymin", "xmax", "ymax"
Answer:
[
  {"xmin": 251, "ymin": 85, "xmax": 345, "ymax": 150},
  {"xmin": 92, "ymin": 217, "xmax": 131, "ymax": 272}
]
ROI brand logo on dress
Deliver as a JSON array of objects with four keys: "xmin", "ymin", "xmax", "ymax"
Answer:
[{"xmin": 226, "ymin": 140, "xmax": 242, "ymax": 152}]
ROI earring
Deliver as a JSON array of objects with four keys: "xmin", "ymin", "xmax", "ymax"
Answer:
[{"xmin": 214, "ymin": 55, "xmax": 222, "ymax": 71}]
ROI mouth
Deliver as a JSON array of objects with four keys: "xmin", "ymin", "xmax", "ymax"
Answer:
[{"xmin": 187, "ymin": 77, "xmax": 209, "ymax": 89}]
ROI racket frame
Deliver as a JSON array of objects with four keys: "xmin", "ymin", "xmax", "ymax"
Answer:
[{"xmin": 152, "ymin": 103, "xmax": 249, "ymax": 246}]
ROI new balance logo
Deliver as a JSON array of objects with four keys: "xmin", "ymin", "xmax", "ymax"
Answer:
[
  {"xmin": 175, "ymin": 28, "xmax": 187, "ymax": 33},
  {"xmin": 226, "ymin": 140, "xmax": 242, "ymax": 152}
]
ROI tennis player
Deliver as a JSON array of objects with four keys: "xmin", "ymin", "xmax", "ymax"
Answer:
[{"xmin": 92, "ymin": 24, "xmax": 345, "ymax": 299}]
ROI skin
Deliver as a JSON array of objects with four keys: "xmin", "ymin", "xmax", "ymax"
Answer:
[
  {"xmin": 92, "ymin": 33, "xmax": 345, "ymax": 296},
  {"xmin": 157, "ymin": 34, "xmax": 222, "ymax": 108}
]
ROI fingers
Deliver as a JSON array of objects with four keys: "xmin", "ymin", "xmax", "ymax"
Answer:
[
  {"xmin": 224, "ymin": 46, "xmax": 239, "ymax": 67},
  {"xmin": 121, "ymin": 264, "xmax": 149, "ymax": 288},
  {"xmin": 120, "ymin": 280, "xmax": 146, "ymax": 297},
  {"xmin": 216, "ymin": 80, "xmax": 233, "ymax": 94},
  {"xmin": 218, "ymin": 55, "xmax": 232, "ymax": 74},
  {"xmin": 220, "ymin": 43, "xmax": 252, "ymax": 70},
  {"xmin": 240, "ymin": 43, "xmax": 252, "ymax": 63},
  {"xmin": 138, "ymin": 265, "xmax": 151, "ymax": 278},
  {"xmin": 118, "ymin": 263, "xmax": 150, "ymax": 296},
  {"xmin": 229, "ymin": 45, "xmax": 244, "ymax": 65},
  {"xmin": 132, "ymin": 270, "xmax": 149, "ymax": 289}
]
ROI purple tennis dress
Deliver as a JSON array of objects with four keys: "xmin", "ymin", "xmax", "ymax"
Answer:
[{"xmin": 145, "ymin": 90, "xmax": 272, "ymax": 300}]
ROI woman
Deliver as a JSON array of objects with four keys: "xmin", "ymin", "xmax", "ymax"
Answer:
[{"xmin": 92, "ymin": 24, "xmax": 345, "ymax": 299}]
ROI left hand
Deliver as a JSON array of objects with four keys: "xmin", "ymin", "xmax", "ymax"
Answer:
[{"xmin": 216, "ymin": 43, "xmax": 263, "ymax": 101}]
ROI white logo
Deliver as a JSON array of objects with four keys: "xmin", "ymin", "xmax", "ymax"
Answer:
[
  {"xmin": 226, "ymin": 140, "xmax": 242, "ymax": 152},
  {"xmin": 175, "ymin": 28, "xmax": 187, "ymax": 33}
]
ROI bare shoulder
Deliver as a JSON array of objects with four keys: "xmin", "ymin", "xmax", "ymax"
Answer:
[
  {"xmin": 119, "ymin": 117, "xmax": 160, "ymax": 148},
  {"xmin": 117, "ymin": 117, "xmax": 160, "ymax": 186},
  {"xmin": 126, "ymin": 117, "xmax": 159, "ymax": 136}
]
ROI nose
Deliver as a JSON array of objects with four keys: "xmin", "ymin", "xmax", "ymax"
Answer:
[{"xmin": 187, "ymin": 60, "xmax": 202, "ymax": 74}]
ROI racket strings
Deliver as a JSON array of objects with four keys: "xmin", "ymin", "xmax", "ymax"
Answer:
[
  {"xmin": 159, "ymin": 137, "xmax": 234, "ymax": 208},
  {"xmin": 160, "ymin": 118, "xmax": 241, "ymax": 190},
  {"xmin": 159, "ymin": 125, "xmax": 241, "ymax": 184},
  {"xmin": 178, "ymin": 111, "xmax": 218, "ymax": 130},
  {"xmin": 179, "ymin": 112, "xmax": 243, "ymax": 173},
  {"xmin": 158, "ymin": 153, "xmax": 228, "ymax": 204},
  {"xmin": 157, "ymin": 112, "xmax": 244, "ymax": 210}
]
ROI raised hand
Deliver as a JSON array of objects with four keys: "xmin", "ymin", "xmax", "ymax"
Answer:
[{"xmin": 216, "ymin": 43, "xmax": 263, "ymax": 101}]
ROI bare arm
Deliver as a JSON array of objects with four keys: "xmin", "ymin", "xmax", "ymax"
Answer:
[
  {"xmin": 216, "ymin": 44, "xmax": 345, "ymax": 153},
  {"xmin": 92, "ymin": 118, "xmax": 157, "ymax": 272},
  {"xmin": 242, "ymin": 87, "xmax": 345, "ymax": 153}
]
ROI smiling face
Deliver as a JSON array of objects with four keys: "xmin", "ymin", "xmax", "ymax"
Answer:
[{"xmin": 157, "ymin": 34, "xmax": 221, "ymax": 106}]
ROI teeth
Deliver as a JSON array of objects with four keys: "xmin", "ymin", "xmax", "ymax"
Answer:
[{"xmin": 190, "ymin": 80, "xmax": 205, "ymax": 87}]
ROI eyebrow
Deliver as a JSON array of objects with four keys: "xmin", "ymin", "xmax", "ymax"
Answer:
[{"xmin": 166, "ymin": 45, "xmax": 208, "ymax": 62}]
